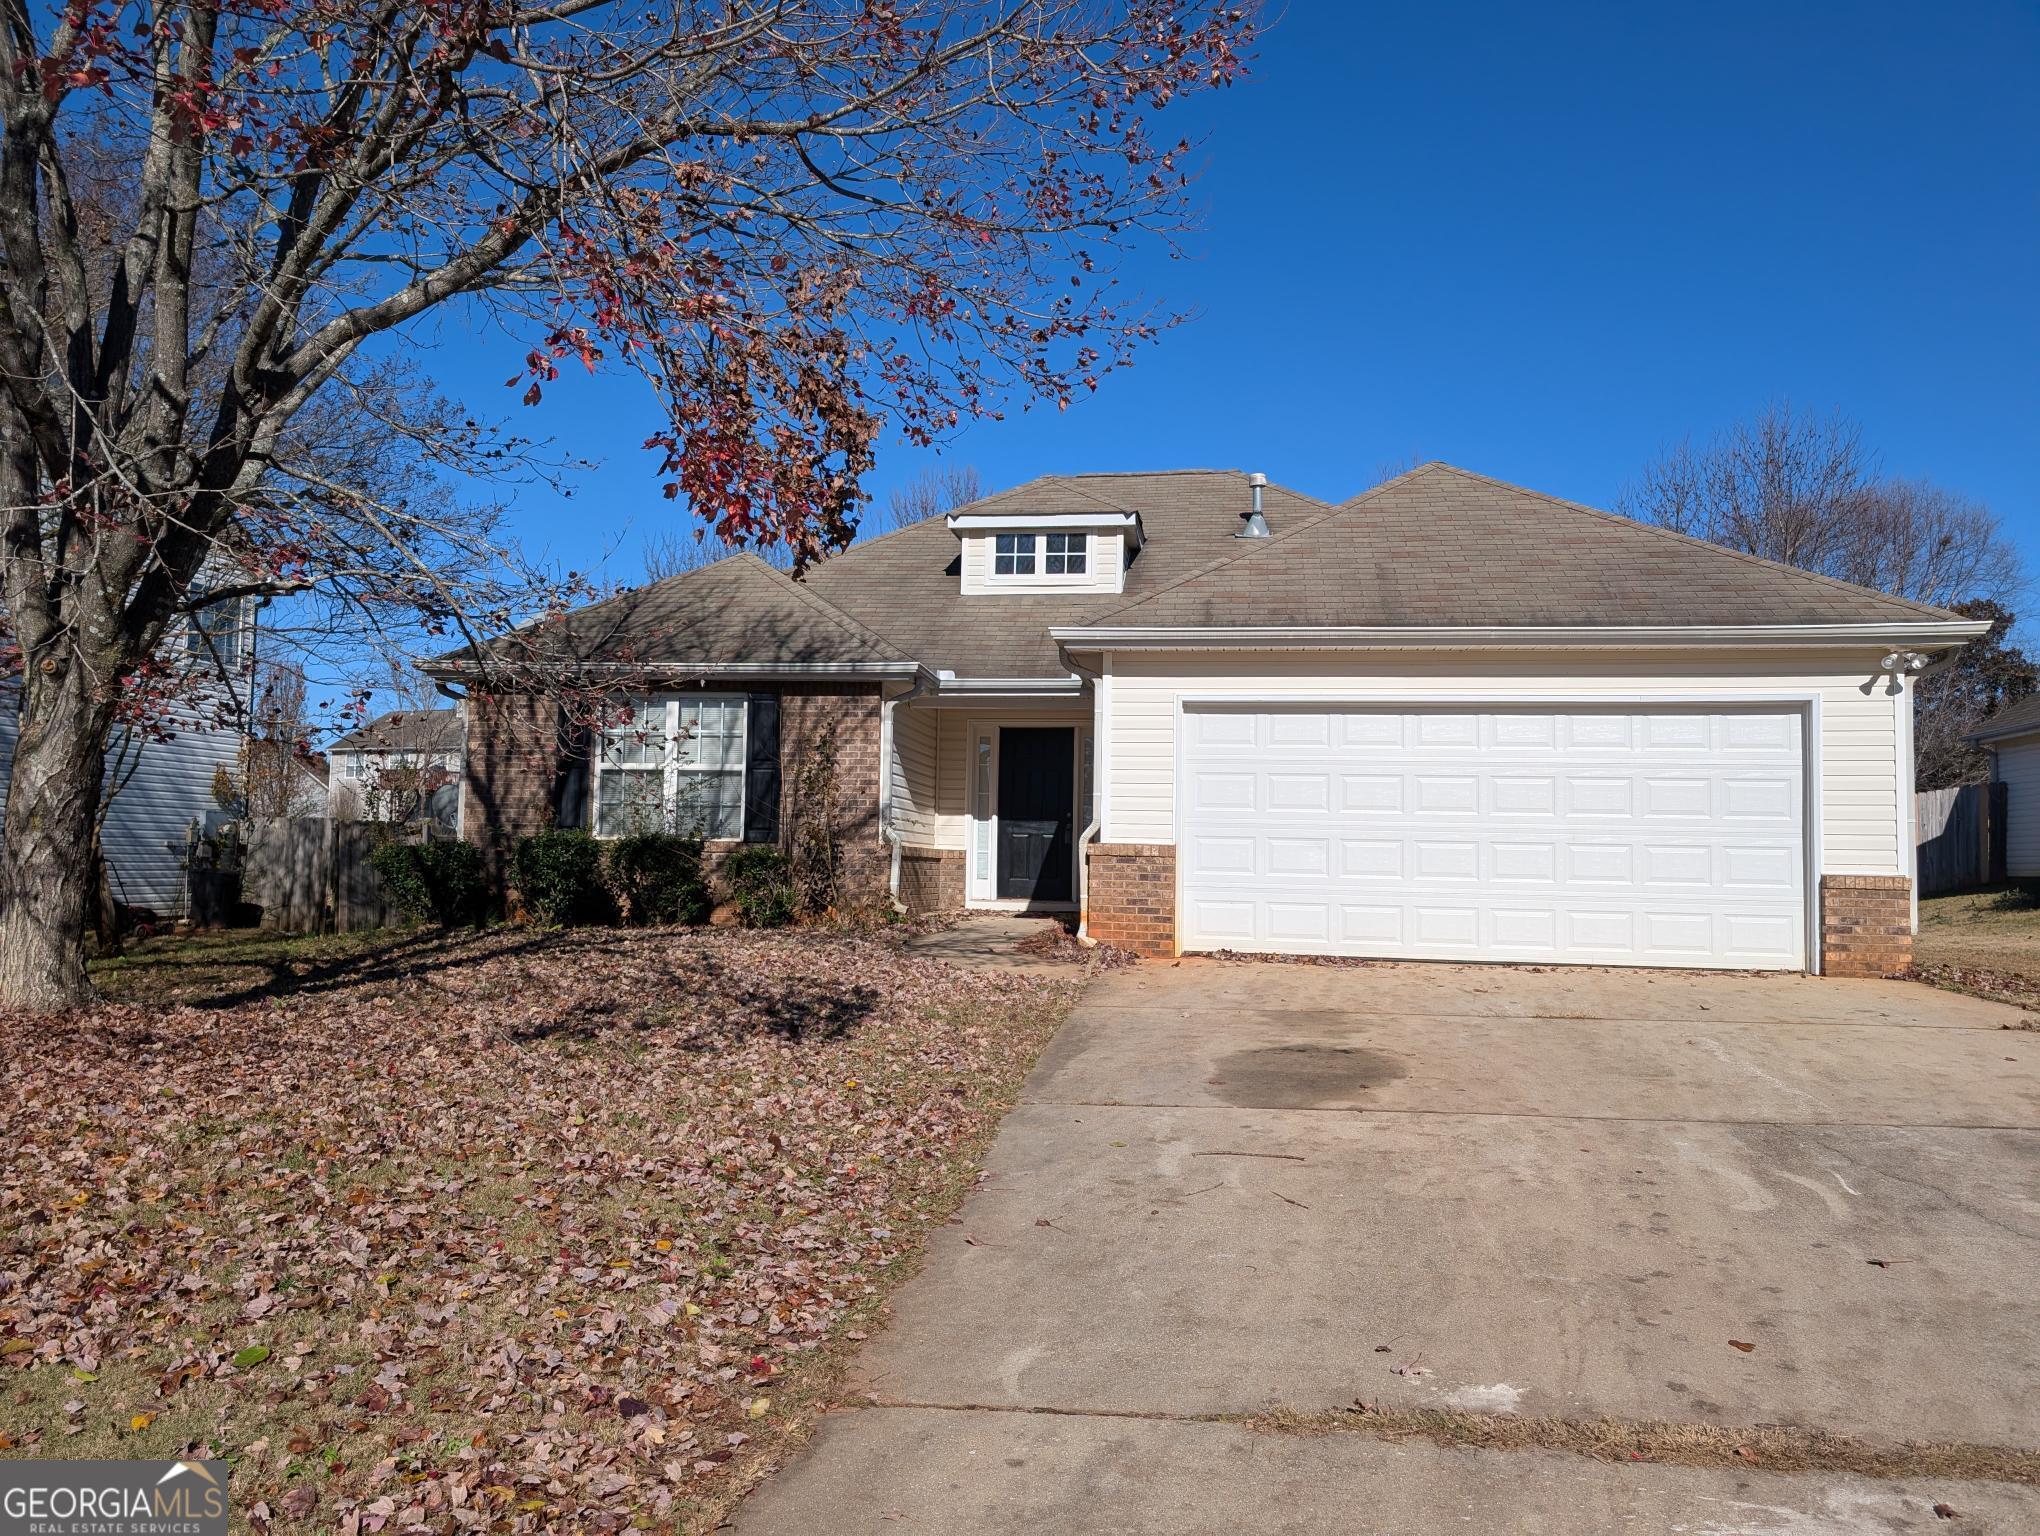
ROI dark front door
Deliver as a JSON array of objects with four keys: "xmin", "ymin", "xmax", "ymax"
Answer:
[{"xmin": 997, "ymin": 727, "xmax": 1075, "ymax": 902}]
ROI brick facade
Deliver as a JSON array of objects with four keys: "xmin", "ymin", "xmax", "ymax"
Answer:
[
  {"xmin": 461, "ymin": 680, "xmax": 889, "ymax": 912},
  {"xmin": 1819, "ymin": 874, "xmax": 1913, "ymax": 978},
  {"xmin": 1084, "ymin": 842, "xmax": 1176, "ymax": 957},
  {"xmin": 896, "ymin": 848, "xmax": 965, "ymax": 916}
]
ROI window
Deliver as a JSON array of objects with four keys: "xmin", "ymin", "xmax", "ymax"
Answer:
[
  {"xmin": 1045, "ymin": 533, "xmax": 1088, "ymax": 575},
  {"xmin": 185, "ymin": 595, "xmax": 252, "ymax": 670},
  {"xmin": 593, "ymin": 695, "xmax": 747, "ymax": 839},
  {"xmin": 993, "ymin": 533, "xmax": 1036, "ymax": 576}
]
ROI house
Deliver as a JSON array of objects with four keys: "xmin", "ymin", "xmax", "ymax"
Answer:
[
  {"xmin": 434, "ymin": 464, "xmax": 1986, "ymax": 976},
  {"xmin": 327, "ymin": 708, "xmax": 467, "ymax": 830},
  {"xmin": 0, "ymin": 615, "xmax": 256, "ymax": 917},
  {"xmin": 1966, "ymin": 696, "xmax": 2040, "ymax": 879}
]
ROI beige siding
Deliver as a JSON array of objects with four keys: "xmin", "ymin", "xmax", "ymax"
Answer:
[
  {"xmin": 891, "ymin": 702, "xmax": 1096, "ymax": 871},
  {"xmin": 890, "ymin": 699, "xmax": 949, "ymax": 847},
  {"xmin": 1994, "ymin": 737, "xmax": 2040, "ymax": 878},
  {"xmin": 1101, "ymin": 649, "xmax": 1907, "ymax": 877}
]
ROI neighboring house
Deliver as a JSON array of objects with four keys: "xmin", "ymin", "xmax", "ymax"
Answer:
[
  {"xmin": 1966, "ymin": 697, "xmax": 2040, "ymax": 879},
  {"xmin": 0, "ymin": 614, "xmax": 256, "ymax": 916},
  {"xmin": 433, "ymin": 464, "xmax": 1986, "ymax": 977},
  {"xmin": 328, "ymin": 709, "xmax": 466, "ymax": 831}
]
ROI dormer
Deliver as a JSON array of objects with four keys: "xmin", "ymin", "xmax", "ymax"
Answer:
[{"xmin": 947, "ymin": 510, "xmax": 1143, "ymax": 596}]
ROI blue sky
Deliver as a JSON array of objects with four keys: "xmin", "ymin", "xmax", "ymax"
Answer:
[{"xmin": 422, "ymin": 2, "xmax": 2040, "ymax": 595}]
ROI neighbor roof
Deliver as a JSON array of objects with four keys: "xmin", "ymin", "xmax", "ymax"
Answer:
[
  {"xmin": 1967, "ymin": 694, "xmax": 2040, "ymax": 745},
  {"xmin": 330, "ymin": 709, "xmax": 466, "ymax": 754},
  {"xmin": 1077, "ymin": 463, "xmax": 1963, "ymax": 631}
]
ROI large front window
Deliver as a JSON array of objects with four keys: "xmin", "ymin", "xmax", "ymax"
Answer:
[{"xmin": 594, "ymin": 695, "xmax": 746, "ymax": 839}]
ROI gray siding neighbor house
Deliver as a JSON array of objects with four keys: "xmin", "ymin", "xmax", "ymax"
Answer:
[{"xmin": 0, "ymin": 687, "xmax": 245, "ymax": 916}]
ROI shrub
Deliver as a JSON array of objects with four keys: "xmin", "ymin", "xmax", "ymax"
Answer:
[
  {"xmin": 720, "ymin": 845, "xmax": 797, "ymax": 928},
  {"xmin": 371, "ymin": 839, "xmax": 486, "ymax": 927},
  {"xmin": 512, "ymin": 829, "xmax": 612, "ymax": 925},
  {"xmin": 607, "ymin": 832, "xmax": 710, "ymax": 926}
]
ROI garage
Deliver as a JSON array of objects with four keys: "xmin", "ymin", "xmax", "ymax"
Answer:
[{"xmin": 1176, "ymin": 704, "xmax": 1809, "ymax": 969}]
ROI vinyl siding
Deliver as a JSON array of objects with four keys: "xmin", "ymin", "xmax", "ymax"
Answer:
[
  {"xmin": 0, "ymin": 685, "xmax": 243, "ymax": 913},
  {"xmin": 890, "ymin": 702, "xmax": 1092, "ymax": 856},
  {"xmin": 1993, "ymin": 737, "xmax": 2040, "ymax": 878},
  {"xmin": 1099, "ymin": 649, "xmax": 1908, "ymax": 877},
  {"xmin": 890, "ymin": 698, "xmax": 948, "ymax": 847}
]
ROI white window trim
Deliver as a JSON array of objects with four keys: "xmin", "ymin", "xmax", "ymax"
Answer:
[
  {"xmin": 591, "ymin": 693, "xmax": 748, "ymax": 840},
  {"xmin": 986, "ymin": 530, "xmax": 1095, "ymax": 588}
]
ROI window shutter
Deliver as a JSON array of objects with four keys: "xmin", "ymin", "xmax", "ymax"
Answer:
[
  {"xmin": 553, "ymin": 718, "xmax": 591, "ymax": 829},
  {"xmin": 743, "ymin": 693, "xmax": 781, "ymax": 844}
]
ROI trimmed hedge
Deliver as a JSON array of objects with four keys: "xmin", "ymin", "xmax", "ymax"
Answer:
[
  {"xmin": 607, "ymin": 832, "xmax": 711, "ymax": 926},
  {"xmin": 370, "ymin": 840, "xmax": 486, "ymax": 928},
  {"xmin": 512, "ymin": 829, "xmax": 612, "ymax": 925},
  {"xmin": 720, "ymin": 845, "xmax": 797, "ymax": 928}
]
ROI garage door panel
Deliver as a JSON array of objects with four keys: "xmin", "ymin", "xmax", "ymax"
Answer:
[{"xmin": 1180, "ymin": 705, "xmax": 1806, "ymax": 970}]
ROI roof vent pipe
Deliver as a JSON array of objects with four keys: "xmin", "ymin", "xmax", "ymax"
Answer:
[{"xmin": 1239, "ymin": 472, "xmax": 1270, "ymax": 538}]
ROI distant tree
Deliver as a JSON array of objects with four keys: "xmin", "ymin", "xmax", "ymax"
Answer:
[
  {"xmin": 640, "ymin": 529, "xmax": 790, "ymax": 583},
  {"xmin": 879, "ymin": 465, "xmax": 984, "ymax": 535},
  {"xmin": 1915, "ymin": 601, "xmax": 2040, "ymax": 791},
  {"xmin": 1617, "ymin": 404, "xmax": 2021, "ymax": 608}
]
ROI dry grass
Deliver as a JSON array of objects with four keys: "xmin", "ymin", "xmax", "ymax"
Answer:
[
  {"xmin": 1911, "ymin": 887, "xmax": 2040, "ymax": 1014},
  {"xmin": 2, "ymin": 924, "xmax": 1083, "ymax": 1534},
  {"xmin": 1243, "ymin": 1402, "xmax": 2040, "ymax": 1485}
]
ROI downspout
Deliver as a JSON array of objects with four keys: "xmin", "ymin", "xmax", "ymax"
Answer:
[
  {"xmin": 881, "ymin": 671, "xmax": 932, "ymax": 914},
  {"xmin": 1066, "ymin": 657, "xmax": 1104, "ymax": 944}
]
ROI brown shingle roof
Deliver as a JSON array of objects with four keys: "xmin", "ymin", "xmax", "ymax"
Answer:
[
  {"xmin": 1083, "ymin": 463, "xmax": 1960, "ymax": 630},
  {"xmin": 1967, "ymin": 693, "xmax": 2040, "ymax": 744},
  {"xmin": 803, "ymin": 470, "xmax": 1330, "ymax": 676},
  {"xmin": 447, "ymin": 464, "xmax": 1961, "ymax": 684},
  {"xmin": 455, "ymin": 552, "xmax": 914, "ymax": 672}
]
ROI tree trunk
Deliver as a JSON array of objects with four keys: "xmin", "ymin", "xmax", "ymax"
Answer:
[{"xmin": 0, "ymin": 685, "xmax": 112, "ymax": 1011}]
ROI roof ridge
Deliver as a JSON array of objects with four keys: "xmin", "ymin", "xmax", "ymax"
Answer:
[
  {"xmin": 1087, "ymin": 465, "xmax": 1427, "ymax": 624},
  {"xmin": 1408, "ymin": 463, "xmax": 1961, "ymax": 622},
  {"xmin": 744, "ymin": 553, "xmax": 914, "ymax": 661}
]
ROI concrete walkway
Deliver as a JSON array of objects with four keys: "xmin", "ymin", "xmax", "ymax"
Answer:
[
  {"xmin": 737, "ymin": 960, "xmax": 2040, "ymax": 1534},
  {"xmin": 899, "ymin": 912, "xmax": 1088, "ymax": 974}
]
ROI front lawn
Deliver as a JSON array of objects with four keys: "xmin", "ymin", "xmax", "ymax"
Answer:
[
  {"xmin": 0, "ymin": 926, "xmax": 1083, "ymax": 1532},
  {"xmin": 1913, "ymin": 886, "xmax": 2040, "ymax": 1008}
]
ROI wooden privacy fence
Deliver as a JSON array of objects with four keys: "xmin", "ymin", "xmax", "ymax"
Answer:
[
  {"xmin": 243, "ymin": 818, "xmax": 432, "ymax": 933},
  {"xmin": 1915, "ymin": 783, "xmax": 2008, "ymax": 896}
]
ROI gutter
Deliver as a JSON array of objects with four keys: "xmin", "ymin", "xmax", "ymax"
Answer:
[
  {"xmin": 1047, "ymin": 621, "xmax": 1993, "ymax": 651},
  {"xmin": 425, "ymin": 659, "xmax": 928, "ymax": 683},
  {"xmin": 929, "ymin": 671, "xmax": 1086, "ymax": 697},
  {"xmin": 879, "ymin": 674, "xmax": 931, "ymax": 915}
]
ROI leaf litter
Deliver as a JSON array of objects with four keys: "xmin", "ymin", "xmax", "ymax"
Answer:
[{"xmin": 0, "ymin": 925, "xmax": 1080, "ymax": 1533}]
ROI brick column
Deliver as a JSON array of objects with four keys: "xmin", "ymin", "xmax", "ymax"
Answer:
[
  {"xmin": 1085, "ymin": 843, "xmax": 1176, "ymax": 957},
  {"xmin": 897, "ymin": 848, "xmax": 965, "ymax": 915},
  {"xmin": 1820, "ymin": 874, "xmax": 1912, "ymax": 978}
]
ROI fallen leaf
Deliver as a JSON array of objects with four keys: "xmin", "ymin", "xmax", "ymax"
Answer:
[
  {"xmin": 233, "ymin": 1345, "xmax": 271, "ymax": 1369},
  {"xmin": 1728, "ymin": 1340, "xmax": 1756, "ymax": 1353}
]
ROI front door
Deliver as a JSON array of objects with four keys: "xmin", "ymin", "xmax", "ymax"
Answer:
[{"xmin": 997, "ymin": 727, "xmax": 1075, "ymax": 902}]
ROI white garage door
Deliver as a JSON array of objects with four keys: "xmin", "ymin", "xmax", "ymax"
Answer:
[{"xmin": 1178, "ymin": 705, "xmax": 1808, "ymax": 970}]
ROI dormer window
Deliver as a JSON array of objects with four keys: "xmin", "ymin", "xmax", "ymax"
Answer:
[
  {"xmin": 951, "ymin": 509, "xmax": 1140, "ymax": 595},
  {"xmin": 992, "ymin": 532, "xmax": 1090, "ymax": 578}
]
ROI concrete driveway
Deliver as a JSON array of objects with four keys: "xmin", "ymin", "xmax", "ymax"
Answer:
[{"xmin": 738, "ymin": 961, "xmax": 2040, "ymax": 1534}]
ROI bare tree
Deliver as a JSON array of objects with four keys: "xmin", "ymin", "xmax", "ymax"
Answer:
[
  {"xmin": 0, "ymin": 1, "xmax": 1258, "ymax": 1008},
  {"xmin": 878, "ymin": 464, "xmax": 984, "ymax": 534},
  {"xmin": 640, "ymin": 527, "xmax": 790, "ymax": 583},
  {"xmin": 1618, "ymin": 404, "xmax": 2022, "ymax": 608}
]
